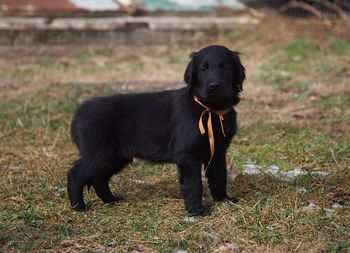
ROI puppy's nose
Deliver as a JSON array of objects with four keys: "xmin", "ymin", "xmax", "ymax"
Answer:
[{"xmin": 208, "ymin": 82, "xmax": 219, "ymax": 90}]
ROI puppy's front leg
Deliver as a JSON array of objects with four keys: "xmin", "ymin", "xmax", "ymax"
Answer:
[
  {"xmin": 205, "ymin": 153, "xmax": 238, "ymax": 203},
  {"xmin": 177, "ymin": 157, "xmax": 208, "ymax": 216}
]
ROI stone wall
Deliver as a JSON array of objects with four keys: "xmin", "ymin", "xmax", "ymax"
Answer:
[{"xmin": 0, "ymin": 15, "xmax": 259, "ymax": 45}]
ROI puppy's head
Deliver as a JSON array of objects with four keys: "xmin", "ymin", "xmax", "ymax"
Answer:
[{"xmin": 184, "ymin": 45, "xmax": 245, "ymax": 110}]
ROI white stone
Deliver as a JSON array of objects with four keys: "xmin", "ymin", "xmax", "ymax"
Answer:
[
  {"xmin": 265, "ymin": 165, "xmax": 280, "ymax": 175},
  {"xmin": 302, "ymin": 202, "xmax": 316, "ymax": 212}
]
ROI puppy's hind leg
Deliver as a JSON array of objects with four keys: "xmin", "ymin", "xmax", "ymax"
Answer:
[
  {"xmin": 67, "ymin": 159, "xmax": 91, "ymax": 211},
  {"xmin": 92, "ymin": 157, "xmax": 131, "ymax": 204}
]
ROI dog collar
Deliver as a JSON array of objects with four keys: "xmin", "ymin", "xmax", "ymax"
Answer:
[{"xmin": 193, "ymin": 96, "xmax": 232, "ymax": 167}]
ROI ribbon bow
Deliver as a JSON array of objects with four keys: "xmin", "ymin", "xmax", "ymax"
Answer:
[{"xmin": 193, "ymin": 96, "xmax": 232, "ymax": 166}]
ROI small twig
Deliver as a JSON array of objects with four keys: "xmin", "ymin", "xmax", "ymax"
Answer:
[
  {"xmin": 294, "ymin": 241, "xmax": 303, "ymax": 251},
  {"xmin": 49, "ymin": 126, "xmax": 62, "ymax": 151},
  {"xmin": 330, "ymin": 149, "xmax": 339, "ymax": 166}
]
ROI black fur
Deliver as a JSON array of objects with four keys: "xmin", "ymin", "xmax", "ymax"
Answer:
[{"xmin": 67, "ymin": 45, "xmax": 245, "ymax": 216}]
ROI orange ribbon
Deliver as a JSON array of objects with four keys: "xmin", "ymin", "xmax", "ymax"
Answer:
[{"xmin": 193, "ymin": 96, "xmax": 232, "ymax": 167}]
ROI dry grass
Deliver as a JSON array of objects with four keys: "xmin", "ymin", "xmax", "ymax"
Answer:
[{"xmin": 0, "ymin": 17, "xmax": 349, "ymax": 252}]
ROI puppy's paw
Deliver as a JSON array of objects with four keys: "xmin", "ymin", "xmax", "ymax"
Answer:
[
  {"xmin": 103, "ymin": 195, "xmax": 124, "ymax": 204},
  {"xmin": 189, "ymin": 207, "xmax": 210, "ymax": 217},
  {"xmin": 214, "ymin": 196, "xmax": 239, "ymax": 204},
  {"xmin": 72, "ymin": 203, "xmax": 87, "ymax": 212}
]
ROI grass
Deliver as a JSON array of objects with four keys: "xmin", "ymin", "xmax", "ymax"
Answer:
[
  {"xmin": 261, "ymin": 38, "xmax": 350, "ymax": 92},
  {"xmin": 233, "ymin": 122, "xmax": 350, "ymax": 169},
  {"xmin": 329, "ymin": 37, "xmax": 350, "ymax": 54},
  {"xmin": 1, "ymin": 24, "xmax": 350, "ymax": 252}
]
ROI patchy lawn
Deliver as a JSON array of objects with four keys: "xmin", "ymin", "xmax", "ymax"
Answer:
[{"xmin": 0, "ymin": 17, "xmax": 349, "ymax": 252}]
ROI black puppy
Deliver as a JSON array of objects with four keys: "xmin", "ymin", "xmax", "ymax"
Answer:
[{"xmin": 67, "ymin": 45, "xmax": 245, "ymax": 216}]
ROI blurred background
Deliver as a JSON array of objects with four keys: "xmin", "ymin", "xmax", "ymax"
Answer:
[{"xmin": 0, "ymin": 1, "xmax": 349, "ymax": 252}]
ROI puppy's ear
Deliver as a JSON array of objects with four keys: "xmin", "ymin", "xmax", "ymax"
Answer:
[
  {"xmin": 231, "ymin": 51, "xmax": 246, "ymax": 92},
  {"xmin": 184, "ymin": 52, "xmax": 196, "ymax": 91}
]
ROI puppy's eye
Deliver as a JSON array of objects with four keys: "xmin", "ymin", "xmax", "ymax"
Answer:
[
  {"xmin": 219, "ymin": 62, "xmax": 228, "ymax": 70},
  {"xmin": 201, "ymin": 63, "xmax": 208, "ymax": 72}
]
